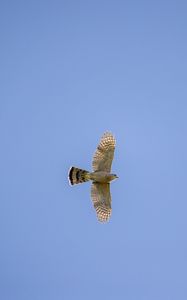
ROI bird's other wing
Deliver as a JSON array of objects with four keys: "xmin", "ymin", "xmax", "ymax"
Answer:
[
  {"xmin": 92, "ymin": 132, "xmax": 116, "ymax": 172},
  {"xmin": 91, "ymin": 182, "xmax": 112, "ymax": 222}
]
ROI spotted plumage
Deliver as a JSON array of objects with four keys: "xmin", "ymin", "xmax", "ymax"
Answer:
[{"xmin": 68, "ymin": 132, "xmax": 118, "ymax": 222}]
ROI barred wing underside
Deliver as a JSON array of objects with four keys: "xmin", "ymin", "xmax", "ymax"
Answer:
[
  {"xmin": 91, "ymin": 183, "xmax": 112, "ymax": 222},
  {"xmin": 92, "ymin": 132, "xmax": 116, "ymax": 172}
]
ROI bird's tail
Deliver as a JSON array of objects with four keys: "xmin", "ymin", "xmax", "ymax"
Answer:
[{"xmin": 68, "ymin": 167, "xmax": 91, "ymax": 185}]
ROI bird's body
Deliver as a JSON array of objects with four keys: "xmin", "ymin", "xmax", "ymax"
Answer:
[
  {"xmin": 69, "ymin": 168, "xmax": 117, "ymax": 184},
  {"xmin": 68, "ymin": 132, "xmax": 118, "ymax": 222},
  {"xmin": 90, "ymin": 171, "xmax": 117, "ymax": 183}
]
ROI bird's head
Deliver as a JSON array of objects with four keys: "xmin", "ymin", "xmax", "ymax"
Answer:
[{"xmin": 111, "ymin": 174, "xmax": 119, "ymax": 180}]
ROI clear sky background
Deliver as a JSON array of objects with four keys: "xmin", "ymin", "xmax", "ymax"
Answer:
[{"xmin": 1, "ymin": 1, "xmax": 187, "ymax": 299}]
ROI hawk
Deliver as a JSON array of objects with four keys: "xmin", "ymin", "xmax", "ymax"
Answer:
[{"xmin": 68, "ymin": 132, "xmax": 118, "ymax": 222}]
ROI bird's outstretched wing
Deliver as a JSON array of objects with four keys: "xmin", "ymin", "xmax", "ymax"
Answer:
[
  {"xmin": 92, "ymin": 132, "xmax": 116, "ymax": 172},
  {"xmin": 91, "ymin": 182, "xmax": 112, "ymax": 222}
]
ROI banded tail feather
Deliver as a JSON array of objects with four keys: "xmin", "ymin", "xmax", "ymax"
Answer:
[{"xmin": 68, "ymin": 167, "xmax": 91, "ymax": 185}]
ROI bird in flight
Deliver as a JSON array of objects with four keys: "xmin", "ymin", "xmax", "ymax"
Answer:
[{"xmin": 68, "ymin": 132, "xmax": 118, "ymax": 222}]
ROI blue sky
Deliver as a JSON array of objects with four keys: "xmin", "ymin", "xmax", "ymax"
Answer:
[{"xmin": 1, "ymin": 0, "xmax": 187, "ymax": 299}]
